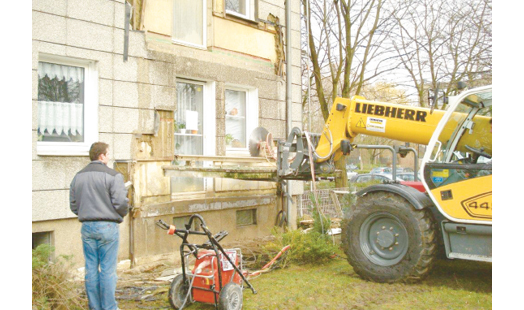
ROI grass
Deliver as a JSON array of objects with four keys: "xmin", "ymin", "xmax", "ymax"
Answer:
[
  {"xmin": 242, "ymin": 255, "xmax": 491, "ymax": 310},
  {"xmin": 119, "ymin": 251, "xmax": 491, "ymax": 310}
]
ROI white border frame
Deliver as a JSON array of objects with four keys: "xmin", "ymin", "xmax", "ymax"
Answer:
[
  {"xmin": 224, "ymin": 84, "xmax": 259, "ymax": 156},
  {"xmin": 226, "ymin": 0, "xmax": 253, "ymax": 20},
  {"xmin": 172, "ymin": 78, "xmax": 216, "ymax": 195},
  {"xmin": 36, "ymin": 54, "xmax": 98, "ymax": 156}
]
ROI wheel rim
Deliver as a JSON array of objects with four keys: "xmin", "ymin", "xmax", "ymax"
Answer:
[
  {"xmin": 170, "ymin": 275, "xmax": 190, "ymax": 308},
  {"xmin": 359, "ymin": 212, "xmax": 409, "ymax": 266},
  {"xmin": 228, "ymin": 289, "xmax": 241, "ymax": 309}
]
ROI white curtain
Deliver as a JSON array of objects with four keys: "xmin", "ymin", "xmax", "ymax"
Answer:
[
  {"xmin": 37, "ymin": 62, "xmax": 84, "ymax": 138},
  {"xmin": 38, "ymin": 101, "xmax": 84, "ymax": 136},
  {"xmin": 173, "ymin": 0, "xmax": 204, "ymax": 46},
  {"xmin": 225, "ymin": 90, "xmax": 246, "ymax": 148},
  {"xmin": 38, "ymin": 62, "xmax": 84, "ymax": 83}
]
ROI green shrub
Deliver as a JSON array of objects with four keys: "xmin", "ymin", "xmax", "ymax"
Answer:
[
  {"xmin": 309, "ymin": 192, "xmax": 331, "ymax": 235},
  {"xmin": 32, "ymin": 244, "xmax": 87, "ymax": 310},
  {"xmin": 264, "ymin": 228, "xmax": 339, "ymax": 266},
  {"xmin": 264, "ymin": 192, "xmax": 339, "ymax": 266}
]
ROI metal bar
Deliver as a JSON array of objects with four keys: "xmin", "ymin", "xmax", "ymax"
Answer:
[
  {"xmin": 162, "ymin": 165, "xmax": 278, "ymax": 181},
  {"xmin": 395, "ymin": 145, "xmax": 420, "ymax": 181},
  {"xmin": 174, "ymin": 154, "xmax": 272, "ymax": 163},
  {"xmin": 207, "ymin": 231, "xmax": 257, "ymax": 294},
  {"xmin": 355, "ymin": 144, "xmax": 397, "ymax": 180},
  {"xmin": 124, "ymin": 2, "xmax": 131, "ymax": 62}
]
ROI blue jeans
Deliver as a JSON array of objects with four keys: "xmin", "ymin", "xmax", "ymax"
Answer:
[{"xmin": 81, "ymin": 221, "xmax": 120, "ymax": 310}]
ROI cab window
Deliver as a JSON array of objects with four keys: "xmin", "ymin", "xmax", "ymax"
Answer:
[{"xmin": 426, "ymin": 90, "xmax": 492, "ymax": 189}]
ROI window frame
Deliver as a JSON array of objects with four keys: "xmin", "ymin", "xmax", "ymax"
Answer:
[
  {"xmin": 172, "ymin": 0, "xmax": 207, "ymax": 49},
  {"xmin": 36, "ymin": 54, "xmax": 98, "ymax": 156},
  {"xmin": 225, "ymin": 0, "xmax": 254, "ymax": 20},
  {"xmin": 224, "ymin": 85, "xmax": 258, "ymax": 156},
  {"xmin": 171, "ymin": 78, "xmax": 216, "ymax": 197},
  {"xmin": 236, "ymin": 208, "xmax": 257, "ymax": 227}
]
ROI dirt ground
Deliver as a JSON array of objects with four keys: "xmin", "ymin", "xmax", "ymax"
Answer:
[
  {"xmin": 115, "ymin": 259, "xmax": 177, "ymax": 310},
  {"xmin": 110, "ymin": 236, "xmax": 277, "ymax": 309}
]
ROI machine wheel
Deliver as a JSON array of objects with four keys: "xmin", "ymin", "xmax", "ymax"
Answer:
[
  {"xmin": 341, "ymin": 192, "xmax": 437, "ymax": 283},
  {"xmin": 168, "ymin": 274, "xmax": 191, "ymax": 309},
  {"xmin": 218, "ymin": 283, "xmax": 243, "ymax": 310}
]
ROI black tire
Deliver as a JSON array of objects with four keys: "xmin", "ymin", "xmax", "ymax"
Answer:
[
  {"xmin": 168, "ymin": 274, "xmax": 191, "ymax": 309},
  {"xmin": 341, "ymin": 192, "xmax": 437, "ymax": 283},
  {"xmin": 218, "ymin": 283, "xmax": 243, "ymax": 310}
]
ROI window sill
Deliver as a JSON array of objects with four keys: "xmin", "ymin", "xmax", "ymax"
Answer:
[
  {"xmin": 37, "ymin": 143, "xmax": 90, "ymax": 157},
  {"xmin": 224, "ymin": 11, "xmax": 259, "ymax": 26},
  {"xmin": 226, "ymin": 149, "xmax": 251, "ymax": 157},
  {"xmin": 171, "ymin": 39, "xmax": 207, "ymax": 50}
]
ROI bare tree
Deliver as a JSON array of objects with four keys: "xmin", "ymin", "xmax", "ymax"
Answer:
[
  {"xmin": 392, "ymin": 0, "xmax": 492, "ymax": 108},
  {"xmin": 304, "ymin": 0, "xmax": 400, "ymax": 118},
  {"xmin": 302, "ymin": 0, "xmax": 400, "ymax": 187}
]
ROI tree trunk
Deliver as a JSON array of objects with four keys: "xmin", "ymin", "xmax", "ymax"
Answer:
[{"xmin": 334, "ymin": 156, "xmax": 348, "ymax": 188}]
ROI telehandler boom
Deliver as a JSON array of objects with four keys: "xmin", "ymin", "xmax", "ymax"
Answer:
[{"xmin": 276, "ymin": 85, "xmax": 492, "ymax": 283}]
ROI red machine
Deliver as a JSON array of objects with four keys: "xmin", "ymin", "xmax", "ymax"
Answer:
[
  {"xmin": 191, "ymin": 249, "xmax": 242, "ymax": 304},
  {"xmin": 156, "ymin": 214, "xmax": 256, "ymax": 310}
]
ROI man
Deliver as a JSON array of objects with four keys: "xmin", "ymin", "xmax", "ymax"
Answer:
[{"xmin": 70, "ymin": 142, "xmax": 129, "ymax": 310}]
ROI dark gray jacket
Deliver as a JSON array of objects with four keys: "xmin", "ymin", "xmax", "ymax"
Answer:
[{"xmin": 70, "ymin": 161, "xmax": 129, "ymax": 223}]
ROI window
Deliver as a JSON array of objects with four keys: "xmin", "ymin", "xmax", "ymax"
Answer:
[
  {"xmin": 226, "ymin": 0, "xmax": 254, "ymax": 20},
  {"xmin": 225, "ymin": 89, "xmax": 246, "ymax": 148},
  {"xmin": 37, "ymin": 55, "xmax": 97, "ymax": 155},
  {"xmin": 173, "ymin": 216, "xmax": 199, "ymax": 231},
  {"xmin": 225, "ymin": 86, "xmax": 258, "ymax": 153},
  {"xmin": 173, "ymin": 0, "xmax": 206, "ymax": 48},
  {"xmin": 426, "ymin": 90, "xmax": 492, "ymax": 189},
  {"xmin": 32, "ymin": 232, "xmax": 52, "ymax": 250},
  {"xmin": 172, "ymin": 81, "xmax": 205, "ymax": 193},
  {"xmin": 171, "ymin": 79, "xmax": 216, "ymax": 195},
  {"xmin": 236, "ymin": 209, "xmax": 257, "ymax": 226},
  {"xmin": 358, "ymin": 175, "xmax": 371, "ymax": 182},
  {"xmin": 38, "ymin": 63, "xmax": 84, "ymax": 142}
]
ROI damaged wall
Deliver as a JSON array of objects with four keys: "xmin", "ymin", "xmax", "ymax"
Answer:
[{"xmin": 32, "ymin": 0, "xmax": 302, "ymax": 268}]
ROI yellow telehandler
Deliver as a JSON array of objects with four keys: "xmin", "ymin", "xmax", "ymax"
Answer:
[{"xmin": 276, "ymin": 85, "xmax": 492, "ymax": 283}]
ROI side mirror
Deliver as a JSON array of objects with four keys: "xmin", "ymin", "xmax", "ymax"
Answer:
[
  {"xmin": 457, "ymin": 81, "xmax": 468, "ymax": 91},
  {"xmin": 428, "ymin": 83, "xmax": 444, "ymax": 114},
  {"xmin": 429, "ymin": 82, "xmax": 463, "ymax": 113}
]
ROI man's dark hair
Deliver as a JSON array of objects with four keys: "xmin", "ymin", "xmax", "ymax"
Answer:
[{"xmin": 89, "ymin": 142, "xmax": 109, "ymax": 161}]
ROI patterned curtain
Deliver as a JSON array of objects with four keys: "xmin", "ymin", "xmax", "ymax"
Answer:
[{"xmin": 37, "ymin": 62, "xmax": 85, "ymax": 142}]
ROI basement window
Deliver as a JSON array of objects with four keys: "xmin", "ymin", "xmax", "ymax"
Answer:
[
  {"xmin": 236, "ymin": 209, "xmax": 257, "ymax": 226},
  {"xmin": 32, "ymin": 231, "xmax": 52, "ymax": 250},
  {"xmin": 173, "ymin": 216, "xmax": 199, "ymax": 231}
]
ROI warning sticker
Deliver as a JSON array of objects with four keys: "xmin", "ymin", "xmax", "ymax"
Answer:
[
  {"xmin": 366, "ymin": 117, "xmax": 386, "ymax": 133},
  {"xmin": 432, "ymin": 170, "xmax": 449, "ymax": 178},
  {"xmin": 220, "ymin": 250, "xmax": 237, "ymax": 271},
  {"xmin": 356, "ymin": 118, "xmax": 366, "ymax": 129}
]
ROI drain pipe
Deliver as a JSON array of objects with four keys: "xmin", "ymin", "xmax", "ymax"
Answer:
[
  {"xmin": 284, "ymin": 0, "xmax": 293, "ymax": 228},
  {"xmin": 285, "ymin": 0, "xmax": 292, "ymax": 134}
]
